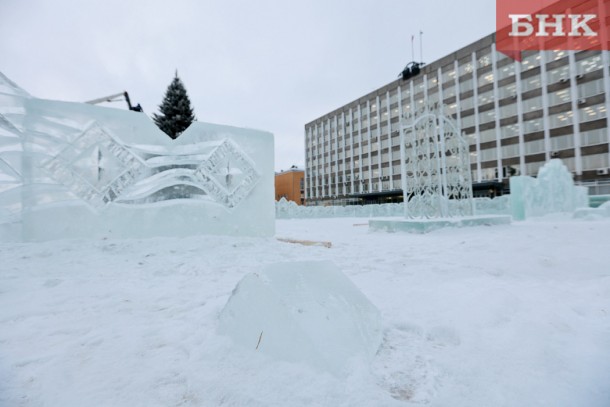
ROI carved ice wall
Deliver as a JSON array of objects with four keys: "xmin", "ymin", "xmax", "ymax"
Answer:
[
  {"xmin": 275, "ymin": 198, "xmax": 511, "ymax": 219},
  {"xmin": 400, "ymin": 103, "xmax": 474, "ymax": 219},
  {"xmin": 0, "ymin": 72, "xmax": 274, "ymax": 241}
]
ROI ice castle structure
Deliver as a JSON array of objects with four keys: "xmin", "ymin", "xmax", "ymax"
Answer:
[
  {"xmin": 0, "ymin": 72, "xmax": 274, "ymax": 241},
  {"xmin": 509, "ymin": 159, "xmax": 589, "ymax": 220}
]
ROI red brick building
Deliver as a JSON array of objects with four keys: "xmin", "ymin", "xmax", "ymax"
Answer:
[{"xmin": 275, "ymin": 166, "xmax": 305, "ymax": 204}]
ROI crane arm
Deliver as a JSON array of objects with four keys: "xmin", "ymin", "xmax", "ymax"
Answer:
[
  {"xmin": 85, "ymin": 91, "xmax": 143, "ymax": 112},
  {"xmin": 84, "ymin": 92, "xmax": 127, "ymax": 105}
]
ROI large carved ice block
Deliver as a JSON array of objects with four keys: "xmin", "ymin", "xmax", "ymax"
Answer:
[
  {"xmin": 0, "ymin": 72, "xmax": 275, "ymax": 241},
  {"xmin": 218, "ymin": 261, "xmax": 382, "ymax": 376},
  {"xmin": 0, "ymin": 72, "xmax": 30, "ymax": 240}
]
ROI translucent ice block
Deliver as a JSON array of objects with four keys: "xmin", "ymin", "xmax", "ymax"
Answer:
[{"xmin": 218, "ymin": 261, "xmax": 382, "ymax": 376}]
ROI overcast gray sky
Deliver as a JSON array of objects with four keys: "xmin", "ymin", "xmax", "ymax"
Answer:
[{"xmin": 0, "ymin": 0, "xmax": 495, "ymax": 170}]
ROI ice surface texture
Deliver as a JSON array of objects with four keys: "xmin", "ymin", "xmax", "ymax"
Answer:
[
  {"xmin": 0, "ymin": 72, "xmax": 274, "ymax": 241},
  {"xmin": 510, "ymin": 159, "xmax": 589, "ymax": 220},
  {"xmin": 218, "ymin": 261, "xmax": 382, "ymax": 376}
]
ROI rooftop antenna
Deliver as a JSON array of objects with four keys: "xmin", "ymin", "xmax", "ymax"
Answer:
[
  {"xmin": 419, "ymin": 30, "xmax": 424, "ymax": 64},
  {"xmin": 399, "ymin": 32, "xmax": 425, "ymax": 81},
  {"xmin": 411, "ymin": 34, "xmax": 415, "ymax": 62}
]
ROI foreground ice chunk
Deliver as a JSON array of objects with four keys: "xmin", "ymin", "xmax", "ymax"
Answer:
[{"xmin": 218, "ymin": 261, "xmax": 382, "ymax": 376}]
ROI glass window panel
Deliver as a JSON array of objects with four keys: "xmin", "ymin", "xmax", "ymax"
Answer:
[
  {"xmin": 480, "ymin": 147, "xmax": 497, "ymax": 162},
  {"xmin": 447, "ymin": 102, "xmax": 457, "ymax": 115},
  {"xmin": 549, "ymin": 88, "xmax": 571, "ymax": 106},
  {"xmin": 444, "ymin": 85, "xmax": 456, "ymax": 100},
  {"xmin": 549, "ymin": 50, "xmax": 568, "ymax": 61},
  {"xmin": 481, "ymin": 128, "xmax": 497, "ymax": 142},
  {"xmin": 459, "ymin": 59, "xmax": 474, "ymax": 76},
  {"xmin": 466, "ymin": 133, "xmax": 477, "ymax": 146},
  {"xmin": 577, "ymin": 54, "xmax": 603, "ymax": 74},
  {"xmin": 524, "ymin": 138, "xmax": 545, "ymax": 154},
  {"xmin": 581, "ymin": 128, "xmax": 607, "ymax": 146},
  {"xmin": 550, "ymin": 134, "xmax": 574, "ymax": 150},
  {"xmin": 525, "ymin": 161, "xmax": 544, "ymax": 176},
  {"xmin": 497, "ymin": 63, "xmax": 515, "ymax": 80},
  {"xmin": 461, "ymin": 114, "xmax": 475, "ymax": 128},
  {"xmin": 481, "ymin": 167, "xmax": 496, "ymax": 180},
  {"xmin": 460, "ymin": 96, "xmax": 474, "ymax": 110},
  {"xmin": 523, "ymin": 95, "xmax": 542, "ymax": 112},
  {"xmin": 579, "ymin": 104, "xmax": 607, "ymax": 122},
  {"xmin": 523, "ymin": 117, "xmax": 543, "ymax": 133},
  {"xmin": 460, "ymin": 78, "xmax": 474, "ymax": 93},
  {"xmin": 413, "ymin": 80, "xmax": 425, "ymax": 95},
  {"xmin": 478, "ymin": 72, "xmax": 494, "ymax": 87},
  {"xmin": 442, "ymin": 66, "xmax": 457, "ymax": 83},
  {"xmin": 501, "ymin": 143, "xmax": 520, "ymax": 158},
  {"xmin": 548, "ymin": 65, "xmax": 569, "ymax": 84},
  {"xmin": 478, "ymin": 53, "xmax": 492, "ymax": 69},
  {"xmin": 549, "ymin": 110, "xmax": 573, "ymax": 128},
  {"xmin": 578, "ymin": 78, "xmax": 605, "ymax": 98},
  {"xmin": 521, "ymin": 74, "xmax": 541, "ymax": 92},
  {"xmin": 479, "ymin": 109, "xmax": 495, "ymax": 125},
  {"xmin": 498, "ymin": 82, "xmax": 517, "ymax": 99},
  {"xmin": 478, "ymin": 89, "xmax": 494, "ymax": 105},
  {"xmin": 582, "ymin": 153, "xmax": 609, "ymax": 170},
  {"xmin": 500, "ymin": 103, "xmax": 517, "ymax": 119},
  {"xmin": 520, "ymin": 53, "xmax": 541, "ymax": 70}
]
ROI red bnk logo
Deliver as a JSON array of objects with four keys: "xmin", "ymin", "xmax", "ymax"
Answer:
[{"xmin": 496, "ymin": 0, "xmax": 610, "ymax": 60}]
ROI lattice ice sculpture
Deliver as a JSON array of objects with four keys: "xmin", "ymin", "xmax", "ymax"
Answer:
[{"xmin": 399, "ymin": 102, "xmax": 474, "ymax": 219}]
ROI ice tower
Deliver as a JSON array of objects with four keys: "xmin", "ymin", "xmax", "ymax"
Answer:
[{"xmin": 510, "ymin": 159, "xmax": 589, "ymax": 220}]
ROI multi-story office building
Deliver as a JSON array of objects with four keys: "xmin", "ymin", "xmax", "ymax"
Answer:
[{"xmin": 304, "ymin": 33, "xmax": 610, "ymax": 206}]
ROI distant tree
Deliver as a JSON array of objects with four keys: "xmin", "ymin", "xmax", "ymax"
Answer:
[{"xmin": 152, "ymin": 71, "xmax": 196, "ymax": 139}]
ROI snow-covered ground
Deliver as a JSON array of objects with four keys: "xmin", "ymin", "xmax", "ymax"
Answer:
[{"xmin": 1, "ymin": 217, "xmax": 609, "ymax": 406}]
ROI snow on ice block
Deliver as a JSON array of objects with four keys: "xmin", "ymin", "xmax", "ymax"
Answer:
[{"xmin": 218, "ymin": 261, "xmax": 382, "ymax": 376}]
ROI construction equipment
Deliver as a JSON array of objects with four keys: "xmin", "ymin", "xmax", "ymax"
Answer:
[
  {"xmin": 398, "ymin": 61, "xmax": 423, "ymax": 81},
  {"xmin": 85, "ymin": 91, "xmax": 143, "ymax": 112}
]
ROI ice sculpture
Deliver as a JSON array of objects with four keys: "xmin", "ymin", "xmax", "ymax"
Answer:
[
  {"xmin": 0, "ymin": 73, "xmax": 27, "ymax": 240},
  {"xmin": 509, "ymin": 159, "xmax": 589, "ymax": 220},
  {"xmin": 574, "ymin": 200, "xmax": 610, "ymax": 219},
  {"xmin": 275, "ymin": 199, "xmax": 405, "ymax": 219},
  {"xmin": 275, "ymin": 198, "xmax": 513, "ymax": 219},
  {"xmin": 369, "ymin": 103, "xmax": 510, "ymax": 233},
  {"xmin": 473, "ymin": 196, "xmax": 512, "ymax": 216},
  {"xmin": 0, "ymin": 72, "xmax": 274, "ymax": 241},
  {"xmin": 400, "ymin": 102, "xmax": 474, "ymax": 219},
  {"xmin": 218, "ymin": 261, "xmax": 382, "ymax": 376}
]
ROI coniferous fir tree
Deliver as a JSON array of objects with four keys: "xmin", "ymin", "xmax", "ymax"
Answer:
[{"xmin": 152, "ymin": 72, "xmax": 196, "ymax": 139}]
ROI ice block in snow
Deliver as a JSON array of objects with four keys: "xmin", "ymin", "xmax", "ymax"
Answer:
[{"xmin": 218, "ymin": 261, "xmax": 382, "ymax": 376}]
